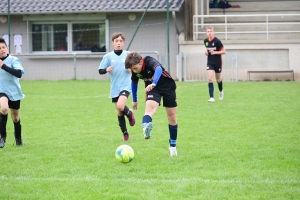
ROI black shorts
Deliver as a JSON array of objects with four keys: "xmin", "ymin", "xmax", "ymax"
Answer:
[
  {"xmin": 207, "ymin": 64, "xmax": 222, "ymax": 73},
  {"xmin": 0, "ymin": 93, "xmax": 21, "ymax": 110},
  {"xmin": 112, "ymin": 90, "xmax": 130, "ymax": 103},
  {"xmin": 146, "ymin": 82, "xmax": 177, "ymax": 108}
]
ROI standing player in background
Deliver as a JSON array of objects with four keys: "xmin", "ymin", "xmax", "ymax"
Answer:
[
  {"xmin": 204, "ymin": 26, "xmax": 226, "ymax": 102},
  {"xmin": 125, "ymin": 52, "xmax": 178, "ymax": 157},
  {"xmin": 0, "ymin": 37, "xmax": 25, "ymax": 148},
  {"xmin": 98, "ymin": 32, "xmax": 135, "ymax": 141}
]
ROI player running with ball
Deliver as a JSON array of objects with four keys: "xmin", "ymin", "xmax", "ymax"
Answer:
[{"xmin": 125, "ymin": 52, "xmax": 178, "ymax": 157}]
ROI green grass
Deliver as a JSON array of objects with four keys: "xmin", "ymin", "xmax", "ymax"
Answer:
[{"xmin": 1, "ymin": 80, "xmax": 299, "ymax": 200}]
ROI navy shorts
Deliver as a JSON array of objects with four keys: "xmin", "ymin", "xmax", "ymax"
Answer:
[
  {"xmin": 0, "ymin": 93, "xmax": 21, "ymax": 110},
  {"xmin": 207, "ymin": 64, "xmax": 222, "ymax": 73},
  {"xmin": 146, "ymin": 82, "xmax": 177, "ymax": 108},
  {"xmin": 112, "ymin": 90, "xmax": 130, "ymax": 103}
]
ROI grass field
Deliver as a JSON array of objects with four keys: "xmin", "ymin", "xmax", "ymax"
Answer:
[{"xmin": 0, "ymin": 80, "xmax": 299, "ymax": 199}]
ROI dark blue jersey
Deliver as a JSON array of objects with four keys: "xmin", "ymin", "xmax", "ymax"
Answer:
[
  {"xmin": 204, "ymin": 37, "xmax": 224, "ymax": 66},
  {"xmin": 131, "ymin": 56, "xmax": 174, "ymax": 89}
]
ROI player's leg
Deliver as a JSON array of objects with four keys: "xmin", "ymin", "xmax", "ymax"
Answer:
[
  {"xmin": 163, "ymin": 89, "xmax": 178, "ymax": 156},
  {"xmin": 113, "ymin": 96, "xmax": 129, "ymax": 141},
  {"xmin": 142, "ymin": 99, "xmax": 159, "ymax": 139},
  {"xmin": 0, "ymin": 95, "xmax": 9, "ymax": 148},
  {"xmin": 215, "ymin": 71, "xmax": 224, "ymax": 100},
  {"xmin": 10, "ymin": 105, "xmax": 22, "ymax": 146},
  {"xmin": 116, "ymin": 91, "xmax": 135, "ymax": 127},
  {"xmin": 206, "ymin": 67, "xmax": 215, "ymax": 102}
]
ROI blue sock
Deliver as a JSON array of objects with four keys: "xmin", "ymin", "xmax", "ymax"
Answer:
[
  {"xmin": 142, "ymin": 115, "xmax": 152, "ymax": 124},
  {"xmin": 208, "ymin": 82, "xmax": 214, "ymax": 98},
  {"xmin": 169, "ymin": 124, "xmax": 178, "ymax": 147}
]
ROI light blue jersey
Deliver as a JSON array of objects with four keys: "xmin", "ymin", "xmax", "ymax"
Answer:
[
  {"xmin": 0, "ymin": 55, "xmax": 25, "ymax": 101},
  {"xmin": 99, "ymin": 51, "xmax": 131, "ymax": 98}
]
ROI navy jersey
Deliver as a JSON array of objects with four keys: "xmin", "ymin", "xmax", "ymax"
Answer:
[
  {"xmin": 204, "ymin": 37, "xmax": 224, "ymax": 66},
  {"xmin": 131, "ymin": 56, "xmax": 175, "ymax": 89}
]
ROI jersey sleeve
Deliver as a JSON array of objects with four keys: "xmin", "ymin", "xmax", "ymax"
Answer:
[
  {"xmin": 98, "ymin": 54, "xmax": 110, "ymax": 69},
  {"xmin": 12, "ymin": 58, "xmax": 24, "ymax": 74},
  {"xmin": 131, "ymin": 73, "xmax": 139, "ymax": 82},
  {"xmin": 216, "ymin": 39, "xmax": 224, "ymax": 50}
]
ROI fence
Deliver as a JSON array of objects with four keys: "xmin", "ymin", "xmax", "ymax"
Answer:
[
  {"xmin": 178, "ymin": 53, "xmax": 238, "ymax": 82},
  {"xmin": 14, "ymin": 51, "xmax": 162, "ymax": 81},
  {"xmin": 193, "ymin": 14, "xmax": 300, "ymax": 41}
]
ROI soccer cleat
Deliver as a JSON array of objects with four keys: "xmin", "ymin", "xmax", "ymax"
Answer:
[
  {"xmin": 219, "ymin": 90, "xmax": 224, "ymax": 100},
  {"xmin": 0, "ymin": 137, "xmax": 6, "ymax": 148},
  {"xmin": 208, "ymin": 97, "xmax": 215, "ymax": 102},
  {"xmin": 123, "ymin": 134, "xmax": 129, "ymax": 141},
  {"xmin": 142, "ymin": 122, "xmax": 153, "ymax": 139},
  {"xmin": 169, "ymin": 146, "xmax": 177, "ymax": 157},
  {"xmin": 127, "ymin": 109, "xmax": 136, "ymax": 126},
  {"xmin": 14, "ymin": 132, "xmax": 23, "ymax": 147}
]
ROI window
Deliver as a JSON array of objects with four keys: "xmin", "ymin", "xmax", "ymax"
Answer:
[
  {"xmin": 72, "ymin": 23, "xmax": 106, "ymax": 52},
  {"xmin": 32, "ymin": 22, "xmax": 106, "ymax": 52},
  {"xmin": 32, "ymin": 24, "xmax": 67, "ymax": 51}
]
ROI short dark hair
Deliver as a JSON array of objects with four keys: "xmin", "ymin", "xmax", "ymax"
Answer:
[
  {"xmin": 0, "ymin": 37, "xmax": 7, "ymax": 46},
  {"xmin": 111, "ymin": 32, "xmax": 125, "ymax": 41},
  {"xmin": 125, "ymin": 52, "xmax": 142, "ymax": 69}
]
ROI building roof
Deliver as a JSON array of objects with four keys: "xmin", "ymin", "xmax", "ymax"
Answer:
[{"xmin": 0, "ymin": 0, "xmax": 185, "ymax": 15}]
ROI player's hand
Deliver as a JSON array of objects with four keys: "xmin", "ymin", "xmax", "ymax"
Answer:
[
  {"xmin": 205, "ymin": 50, "xmax": 208, "ymax": 56},
  {"xmin": 106, "ymin": 66, "xmax": 114, "ymax": 72},
  {"xmin": 126, "ymin": 68, "xmax": 132, "ymax": 73},
  {"xmin": 132, "ymin": 102, "xmax": 138, "ymax": 110},
  {"xmin": 210, "ymin": 50, "xmax": 216, "ymax": 55},
  {"xmin": 145, "ymin": 83, "xmax": 156, "ymax": 92},
  {"xmin": 0, "ymin": 60, "xmax": 3, "ymax": 67}
]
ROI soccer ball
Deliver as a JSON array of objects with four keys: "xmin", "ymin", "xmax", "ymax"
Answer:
[{"xmin": 115, "ymin": 144, "xmax": 134, "ymax": 163}]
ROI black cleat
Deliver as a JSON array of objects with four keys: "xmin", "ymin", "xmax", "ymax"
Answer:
[
  {"xmin": 15, "ymin": 138, "xmax": 23, "ymax": 146},
  {"xmin": 14, "ymin": 132, "xmax": 23, "ymax": 147},
  {"xmin": 0, "ymin": 137, "xmax": 6, "ymax": 148}
]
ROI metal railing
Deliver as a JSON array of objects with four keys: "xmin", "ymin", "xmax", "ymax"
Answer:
[
  {"xmin": 178, "ymin": 53, "xmax": 238, "ymax": 82},
  {"xmin": 193, "ymin": 14, "xmax": 300, "ymax": 40},
  {"xmin": 14, "ymin": 51, "xmax": 161, "ymax": 81}
]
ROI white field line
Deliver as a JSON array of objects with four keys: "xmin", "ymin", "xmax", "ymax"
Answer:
[
  {"xmin": 0, "ymin": 176, "xmax": 299, "ymax": 184},
  {"xmin": 28, "ymin": 94, "xmax": 109, "ymax": 99},
  {"xmin": 26, "ymin": 84, "xmax": 206, "ymax": 99}
]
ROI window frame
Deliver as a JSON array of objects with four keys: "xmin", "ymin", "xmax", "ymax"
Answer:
[{"xmin": 24, "ymin": 13, "xmax": 108, "ymax": 54}]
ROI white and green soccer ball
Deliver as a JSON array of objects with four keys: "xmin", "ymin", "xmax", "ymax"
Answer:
[{"xmin": 115, "ymin": 144, "xmax": 134, "ymax": 163}]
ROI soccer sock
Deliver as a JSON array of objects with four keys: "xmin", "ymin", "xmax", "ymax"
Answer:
[
  {"xmin": 121, "ymin": 105, "xmax": 130, "ymax": 116},
  {"xmin": 14, "ymin": 120, "xmax": 22, "ymax": 139},
  {"xmin": 218, "ymin": 81, "xmax": 223, "ymax": 92},
  {"xmin": 142, "ymin": 115, "xmax": 152, "ymax": 124},
  {"xmin": 169, "ymin": 124, "xmax": 178, "ymax": 147},
  {"xmin": 208, "ymin": 82, "xmax": 214, "ymax": 98},
  {"xmin": 118, "ymin": 115, "xmax": 128, "ymax": 135},
  {"xmin": 0, "ymin": 113, "xmax": 8, "ymax": 138}
]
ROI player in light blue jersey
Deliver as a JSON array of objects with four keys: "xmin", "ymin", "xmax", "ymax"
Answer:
[
  {"xmin": 98, "ymin": 32, "xmax": 135, "ymax": 141},
  {"xmin": 0, "ymin": 37, "xmax": 25, "ymax": 148}
]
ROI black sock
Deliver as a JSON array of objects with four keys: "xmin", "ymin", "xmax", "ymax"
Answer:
[
  {"xmin": 218, "ymin": 81, "xmax": 223, "ymax": 92},
  {"xmin": 14, "ymin": 120, "xmax": 22, "ymax": 139},
  {"xmin": 208, "ymin": 82, "xmax": 214, "ymax": 98},
  {"xmin": 118, "ymin": 116, "xmax": 128, "ymax": 135},
  {"xmin": 121, "ymin": 106, "xmax": 130, "ymax": 116},
  {"xmin": 169, "ymin": 124, "xmax": 178, "ymax": 147},
  {"xmin": 0, "ymin": 113, "xmax": 8, "ymax": 138}
]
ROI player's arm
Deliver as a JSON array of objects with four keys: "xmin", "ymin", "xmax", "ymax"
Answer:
[
  {"xmin": 98, "ymin": 56, "xmax": 114, "ymax": 74},
  {"xmin": 145, "ymin": 66, "xmax": 162, "ymax": 92},
  {"xmin": 0, "ymin": 60, "xmax": 22, "ymax": 78},
  {"xmin": 131, "ymin": 80, "xmax": 138, "ymax": 110},
  {"xmin": 210, "ymin": 40, "xmax": 226, "ymax": 55}
]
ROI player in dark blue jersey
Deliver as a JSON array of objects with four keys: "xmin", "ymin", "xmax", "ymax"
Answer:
[
  {"xmin": 204, "ymin": 26, "xmax": 226, "ymax": 102},
  {"xmin": 125, "ymin": 52, "xmax": 178, "ymax": 156}
]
